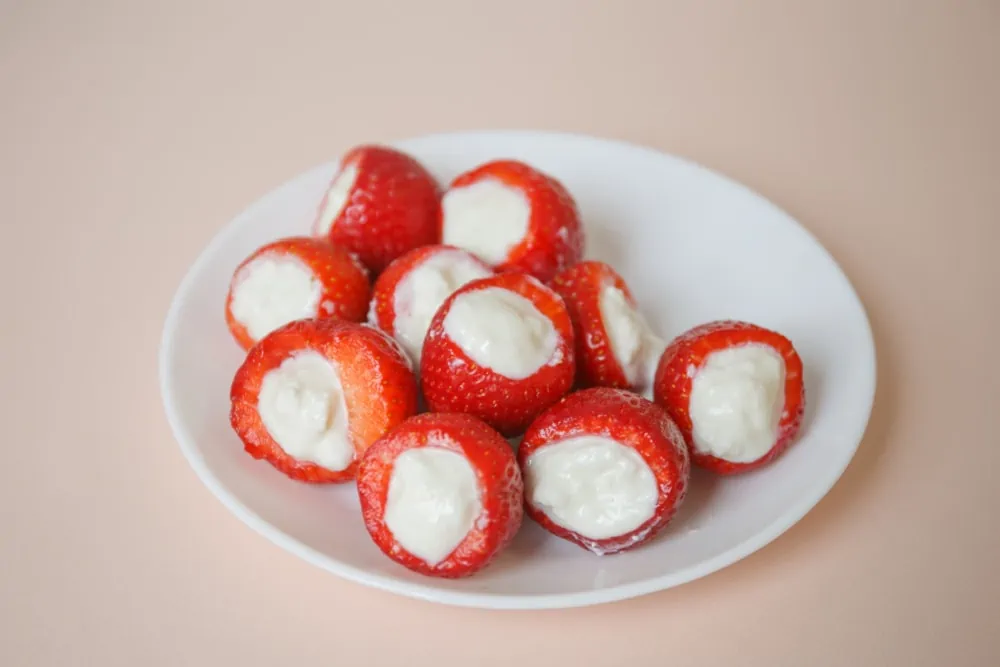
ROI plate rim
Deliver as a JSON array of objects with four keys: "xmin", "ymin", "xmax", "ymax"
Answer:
[{"xmin": 158, "ymin": 129, "xmax": 878, "ymax": 610}]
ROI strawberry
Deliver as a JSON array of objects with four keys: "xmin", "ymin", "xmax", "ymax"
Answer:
[
  {"xmin": 550, "ymin": 260, "xmax": 665, "ymax": 393},
  {"xmin": 518, "ymin": 387, "xmax": 689, "ymax": 555},
  {"xmin": 440, "ymin": 159, "xmax": 583, "ymax": 282},
  {"xmin": 230, "ymin": 318, "xmax": 418, "ymax": 483},
  {"xmin": 368, "ymin": 244, "xmax": 492, "ymax": 365},
  {"xmin": 653, "ymin": 320, "xmax": 806, "ymax": 475},
  {"xmin": 312, "ymin": 145, "xmax": 441, "ymax": 274},
  {"xmin": 420, "ymin": 272, "xmax": 575, "ymax": 436},
  {"xmin": 357, "ymin": 413, "xmax": 523, "ymax": 578},
  {"xmin": 225, "ymin": 236, "xmax": 371, "ymax": 351}
]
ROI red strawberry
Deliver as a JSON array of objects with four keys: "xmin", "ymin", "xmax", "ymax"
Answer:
[
  {"xmin": 518, "ymin": 387, "xmax": 689, "ymax": 555},
  {"xmin": 368, "ymin": 244, "xmax": 492, "ymax": 365},
  {"xmin": 440, "ymin": 159, "xmax": 583, "ymax": 282},
  {"xmin": 357, "ymin": 413, "xmax": 523, "ymax": 578},
  {"xmin": 312, "ymin": 145, "xmax": 441, "ymax": 274},
  {"xmin": 230, "ymin": 318, "xmax": 418, "ymax": 483},
  {"xmin": 653, "ymin": 320, "xmax": 806, "ymax": 475},
  {"xmin": 550, "ymin": 260, "xmax": 665, "ymax": 393},
  {"xmin": 420, "ymin": 272, "xmax": 575, "ymax": 436},
  {"xmin": 225, "ymin": 236, "xmax": 371, "ymax": 351}
]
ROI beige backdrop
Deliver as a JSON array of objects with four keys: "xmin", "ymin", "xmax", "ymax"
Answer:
[{"xmin": 2, "ymin": 1, "xmax": 998, "ymax": 665}]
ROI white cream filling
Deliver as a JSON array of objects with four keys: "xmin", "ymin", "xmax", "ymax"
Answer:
[
  {"xmin": 314, "ymin": 162, "xmax": 359, "ymax": 237},
  {"xmin": 391, "ymin": 249, "xmax": 492, "ymax": 364},
  {"xmin": 443, "ymin": 287, "xmax": 558, "ymax": 380},
  {"xmin": 256, "ymin": 351, "xmax": 353, "ymax": 471},
  {"xmin": 441, "ymin": 178, "xmax": 530, "ymax": 265},
  {"xmin": 525, "ymin": 435, "xmax": 658, "ymax": 540},
  {"xmin": 688, "ymin": 344, "xmax": 786, "ymax": 463},
  {"xmin": 383, "ymin": 447, "xmax": 483, "ymax": 566},
  {"xmin": 230, "ymin": 254, "xmax": 322, "ymax": 341},
  {"xmin": 598, "ymin": 285, "xmax": 665, "ymax": 393}
]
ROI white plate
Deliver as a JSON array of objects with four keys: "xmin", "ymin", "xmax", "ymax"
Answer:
[{"xmin": 160, "ymin": 130, "xmax": 876, "ymax": 610}]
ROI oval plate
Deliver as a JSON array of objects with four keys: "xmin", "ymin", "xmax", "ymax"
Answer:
[{"xmin": 159, "ymin": 131, "xmax": 876, "ymax": 610}]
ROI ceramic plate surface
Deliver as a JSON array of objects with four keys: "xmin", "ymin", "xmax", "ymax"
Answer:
[{"xmin": 160, "ymin": 130, "xmax": 876, "ymax": 609}]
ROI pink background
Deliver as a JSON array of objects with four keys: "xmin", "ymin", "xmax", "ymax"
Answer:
[{"xmin": 2, "ymin": 1, "xmax": 998, "ymax": 665}]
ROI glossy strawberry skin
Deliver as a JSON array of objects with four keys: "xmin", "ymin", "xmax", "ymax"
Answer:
[
  {"xmin": 550, "ymin": 260, "xmax": 637, "ymax": 389},
  {"xmin": 367, "ymin": 244, "xmax": 492, "ymax": 342},
  {"xmin": 357, "ymin": 413, "xmax": 523, "ymax": 578},
  {"xmin": 518, "ymin": 387, "xmax": 690, "ymax": 555},
  {"xmin": 419, "ymin": 272, "xmax": 575, "ymax": 437},
  {"xmin": 225, "ymin": 236, "xmax": 371, "ymax": 351},
  {"xmin": 653, "ymin": 320, "xmax": 806, "ymax": 475},
  {"xmin": 313, "ymin": 145, "xmax": 442, "ymax": 274},
  {"xmin": 442, "ymin": 160, "xmax": 583, "ymax": 282},
  {"xmin": 230, "ymin": 318, "xmax": 418, "ymax": 483}
]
